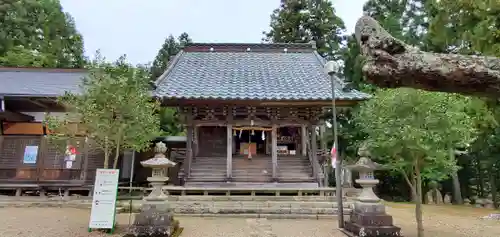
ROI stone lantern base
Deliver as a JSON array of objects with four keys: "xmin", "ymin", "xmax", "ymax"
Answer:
[
  {"xmin": 125, "ymin": 203, "xmax": 182, "ymax": 237},
  {"xmin": 344, "ymin": 202, "xmax": 401, "ymax": 237}
]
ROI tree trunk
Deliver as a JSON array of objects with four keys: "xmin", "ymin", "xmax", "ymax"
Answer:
[
  {"xmin": 112, "ymin": 141, "xmax": 120, "ymax": 169},
  {"xmin": 415, "ymin": 162, "xmax": 424, "ymax": 237},
  {"xmin": 490, "ymin": 165, "xmax": 498, "ymax": 208},
  {"xmin": 103, "ymin": 137, "xmax": 110, "ymax": 169},
  {"xmin": 450, "ymin": 148, "xmax": 463, "ymax": 204},
  {"xmin": 355, "ymin": 15, "xmax": 500, "ymax": 97}
]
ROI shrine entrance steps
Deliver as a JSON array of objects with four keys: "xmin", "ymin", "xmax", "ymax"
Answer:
[
  {"xmin": 114, "ymin": 186, "xmax": 352, "ymax": 219},
  {"xmin": 187, "ymin": 155, "xmax": 316, "ymax": 184}
]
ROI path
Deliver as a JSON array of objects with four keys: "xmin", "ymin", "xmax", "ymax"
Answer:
[{"xmin": 0, "ymin": 204, "xmax": 499, "ymax": 237}]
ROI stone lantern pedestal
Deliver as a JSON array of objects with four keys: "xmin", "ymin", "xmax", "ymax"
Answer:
[
  {"xmin": 344, "ymin": 155, "xmax": 401, "ymax": 237},
  {"xmin": 126, "ymin": 142, "xmax": 181, "ymax": 237}
]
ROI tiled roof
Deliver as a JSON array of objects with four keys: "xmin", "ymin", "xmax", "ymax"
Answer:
[
  {"xmin": 0, "ymin": 67, "xmax": 86, "ymax": 97},
  {"xmin": 154, "ymin": 43, "xmax": 370, "ymax": 101}
]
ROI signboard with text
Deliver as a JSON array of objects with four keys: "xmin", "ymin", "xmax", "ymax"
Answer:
[
  {"xmin": 23, "ymin": 146, "xmax": 39, "ymax": 164},
  {"xmin": 88, "ymin": 169, "xmax": 120, "ymax": 231}
]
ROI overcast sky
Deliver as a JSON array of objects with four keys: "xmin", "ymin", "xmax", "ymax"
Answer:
[{"xmin": 60, "ymin": 0, "xmax": 368, "ymax": 65}]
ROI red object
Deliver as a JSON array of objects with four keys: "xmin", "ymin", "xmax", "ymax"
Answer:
[
  {"xmin": 69, "ymin": 145, "xmax": 79, "ymax": 155},
  {"xmin": 330, "ymin": 143, "xmax": 337, "ymax": 168}
]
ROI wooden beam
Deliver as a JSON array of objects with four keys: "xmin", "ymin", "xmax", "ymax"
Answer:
[
  {"xmin": 0, "ymin": 111, "xmax": 34, "ymax": 122},
  {"xmin": 193, "ymin": 119, "xmax": 311, "ymax": 127},
  {"xmin": 21, "ymin": 98, "xmax": 50, "ymax": 109}
]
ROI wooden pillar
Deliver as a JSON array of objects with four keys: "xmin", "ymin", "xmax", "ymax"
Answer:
[
  {"xmin": 309, "ymin": 124, "xmax": 319, "ymax": 183},
  {"xmin": 193, "ymin": 126, "xmax": 199, "ymax": 156},
  {"xmin": 271, "ymin": 124, "xmax": 278, "ymax": 181},
  {"xmin": 226, "ymin": 124, "xmax": 232, "ymax": 180},
  {"xmin": 320, "ymin": 124, "xmax": 327, "ymax": 151},
  {"xmin": 82, "ymin": 137, "xmax": 90, "ymax": 182},
  {"xmin": 310, "ymin": 125, "xmax": 317, "ymax": 156},
  {"xmin": 186, "ymin": 125, "xmax": 193, "ymax": 178},
  {"xmin": 301, "ymin": 124, "xmax": 307, "ymax": 156}
]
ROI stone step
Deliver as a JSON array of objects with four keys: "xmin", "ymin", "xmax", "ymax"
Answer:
[
  {"xmin": 117, "ymin": 200, "xmax": 353, "ymax": 215},
  {"xmin": 167, "ymin": 196, "xmax": 340, "ymax": 202}
]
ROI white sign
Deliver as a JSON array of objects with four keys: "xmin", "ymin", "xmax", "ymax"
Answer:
[
  {"xmin": 88, "ymin": 169, "xmax": 120, "ymax": 230},
  {"xmin": 23, "ymin": 146, "xmax": 39, "ymax": 164}
]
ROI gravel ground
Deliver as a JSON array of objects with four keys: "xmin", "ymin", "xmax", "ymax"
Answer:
[
  {"xmin": 0, "ymin": 205, "xmax": 499, "ymax": 237},
  {"xmin": 0, "ymin": 208, "xmax": 344, "ymax": 237},
  {"xmin": 386, "ymin": 203, "xmax": 500, "ymax": 237}
]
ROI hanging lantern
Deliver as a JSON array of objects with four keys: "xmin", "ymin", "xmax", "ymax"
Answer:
[
  {"xmin": 233, "ymin": 129, "xmax": 236, "ymax": 136},
  {"xmin": 251, "ymin": 129, "xmax": 255, "ymax": 135},
  {"xmin": 261, "ymin": 131, "xmax": 266, "ymax": 141}
]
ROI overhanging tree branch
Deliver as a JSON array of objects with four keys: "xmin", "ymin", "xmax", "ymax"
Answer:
[{"xmin": 355, "ymin": 15, "xmax": 500, "ymax": 97}]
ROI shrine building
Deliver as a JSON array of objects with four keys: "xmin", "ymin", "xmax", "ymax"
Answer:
[{"xmin": 153, "ymin": 43, "xmax": 369, "ymax": 187}]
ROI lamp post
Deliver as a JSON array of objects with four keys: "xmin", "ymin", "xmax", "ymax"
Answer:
[{"xmin": 324, "ymin": 61, "xmax": 344, "ymax": 228}]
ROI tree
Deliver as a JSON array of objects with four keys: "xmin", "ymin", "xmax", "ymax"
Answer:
[
  {"xmin": 0, "ymin": 45, "xmax": 50, "ymax": 67},
  {"xmin": 428, "ymin": 0, "xmax": 500, "ymax": 56},
  {"xmin": 355, "ymin": 88, "xmax": 478, "ymax": 237},
  {"xmin": 150, "ymin": 33, "xmax": 191, "ymax": 136},
  {"xmin": 150, "ymin": 33, "xmax": 192, "ymax": 80},
  {"xmin": 45, "ymin": 54, "xmax": 162, "ymax": 169},
  {"xmin": 263, "ymin": 0, "xmax": 345, "ymax": 59},
  {"xmin": 0, "ymin": 0, "xmax": 85, "ymax": 68}
]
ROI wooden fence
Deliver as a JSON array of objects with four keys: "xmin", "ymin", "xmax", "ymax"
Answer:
[{"xmin": 0, "ymin": 135, "xmax": 103, "ymax": 189}]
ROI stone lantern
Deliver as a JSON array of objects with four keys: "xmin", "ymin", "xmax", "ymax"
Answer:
[
  {"xmin": 126, "ymin": 142, "xmax": 181, "ymax": 237},
  {"xmin": 140, "ymin": 142, "xmax": 176, "ymax": 201},
  {"xmin": 343, "ymin": 146, "xmax": 401, "ymax": 237}
]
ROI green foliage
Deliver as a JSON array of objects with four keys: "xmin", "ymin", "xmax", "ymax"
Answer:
[
  {"xmin": 0, "ymin": 45, "xmax": 50, "ymax": 67},
  {"xmin": 263, "ymin": 0, "xmax": 345, "ymax": 59},
  {"xmin": 428, "ymin": 0, "xmax": 500, "ymax": 56},
  {"xmin": 150, "ymin": 33, "xmax": 192, "ymax": 80},
  {"xmin": 45, "ymin": 54, "xmax": 162, "ymax": 169},
  {"xmin": 0, "ymin": 0, "xmax": 85, "ymax": 68},
  {"xmin": 149, "ymin": 33, "xmax": 191, "ymax": 136},
  {"xmin": 355, "ymin": 88, "xmax": 479, "ymax": 182}
]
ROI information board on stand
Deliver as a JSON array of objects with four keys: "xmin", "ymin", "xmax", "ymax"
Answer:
[{"xmin": 88, "ymin": 169, "xmax": 120, "ymax": 233}]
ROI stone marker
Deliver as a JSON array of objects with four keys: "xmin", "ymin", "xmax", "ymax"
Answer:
[
  {"xmin": 343, "ymin": 149, "xmax": 401, "ymax": 237},
  {"xmin": 443, "ymin": 193, "xmax": 452, "ymax": 205},
  {"xmin": 126, "ymin": 142, "xmax": 180, "ymax": 237},
  {"xmin": 464, "ymin": 198, "xmax": 471, "ymax": 206}
]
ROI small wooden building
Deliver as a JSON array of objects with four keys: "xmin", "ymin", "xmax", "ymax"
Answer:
[
  {"xmin": 0, "ymin": 67, "xmax": 103, "ymax": 193},
  {"xmin": 154, "ymin": 43, "xmax": 370, "ymax": 186}
]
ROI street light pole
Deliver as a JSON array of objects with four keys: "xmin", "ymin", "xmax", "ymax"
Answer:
[{"xmin": 324, "ymin": 61, "xmax": 344, "ymax": 228}]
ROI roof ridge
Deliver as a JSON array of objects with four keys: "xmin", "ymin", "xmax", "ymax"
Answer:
[
  {"xmin": 0, "ymin": 67, "xmax": 87, "ymax": 73},
  {"xmin": 183, "ymin": 43, "xmax": 315, "ymax": 53}
]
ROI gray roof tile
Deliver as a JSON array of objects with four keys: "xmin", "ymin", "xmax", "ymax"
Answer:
[
  {"xmin": 154, "ymin": 43, "xmax": 369, "ymax": 101},
  {"xmin": 0, "ymin": 68, "xmax": 85, "ymax": 97}
]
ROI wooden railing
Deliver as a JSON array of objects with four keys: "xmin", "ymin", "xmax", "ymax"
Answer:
[
  {"xmin": 118, "ymin": 185, "xmax": 338, "ymax": 196},
  {"xmin": 306, "ymin": 139, "xmax": 324, "ymax": 187}
]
